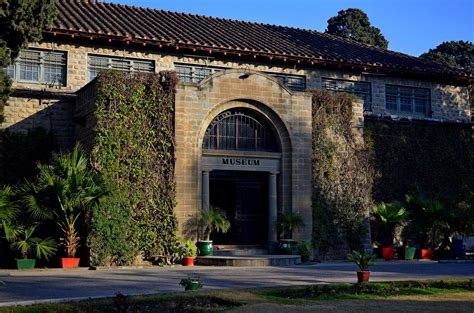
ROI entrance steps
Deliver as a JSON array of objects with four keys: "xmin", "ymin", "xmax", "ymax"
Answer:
[{"xmin": 196, "ymin": 245, "xmax": 301, "ymax": 266}]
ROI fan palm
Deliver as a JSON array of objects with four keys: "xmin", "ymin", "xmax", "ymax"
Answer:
[
  {"xmin": 199, "ymin": 206, "xmax": 231, "ymax": 241},
  {"xmin": 5, "ymin": 223, "xmax": 56, "ymax": 260},
  {"xmin": 372, "ymin": 202, "xmax": 408, "ymax": 246},
  {"xmin": 278, "ymin": 211, "xmax": 305, "ymax": 239},
  {"xmin": 20, "ymin": 144, "xmax": 108, "ymax": 258},
  {"xmin": 0, "ymin": 186, "xmax": 19, "ymax": 227}
]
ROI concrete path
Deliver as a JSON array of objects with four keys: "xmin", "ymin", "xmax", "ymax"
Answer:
[{"xmin": 0, "ymin": 261, "xmax": 473, "ymax": 306}]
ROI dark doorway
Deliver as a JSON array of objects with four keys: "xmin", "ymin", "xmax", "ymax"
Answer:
[{"xmin": 210, "ymin": 170, "xmax": 268, "ymax": 245}]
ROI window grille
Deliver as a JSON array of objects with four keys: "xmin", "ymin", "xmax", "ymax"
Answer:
[
  {"xmin": 386, "ymin": 85, "xmax": 430, "ymax": 115},
  {"xmin": 174, "ymin": 63, "xmax": 306, "ymax": 91},
  {"xmin": 5, "ymin": 49, "xmax": 67, "ymax": 85},
  {"xmin": 203, "ymin": 109, "xmax": 280, "ymax": 152},
  {"xmin": 321, "ymin": 78, "xmax": 372, "ymax": 111},
  {"xmin": 88, "ymin": 55, "xmax": 155, "ymax": 81}
]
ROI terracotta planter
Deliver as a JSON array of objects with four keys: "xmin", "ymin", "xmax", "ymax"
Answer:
[
  {"xmin": 183, "ymin": 257, "xmax": 195, "ymax": 266},
  {"xmin": 382, "ymin": 247, "xmax": 394, "ymax": 260},
  {"xmin": 420, "ymin": 248, "xmax": 433, "ymax": 259},
  {"xmin": 357, "ymin": 271, "xmax": 370, "ymax": 283},
  {"xmin": 16, "ymin": 259, "xmax": 36, "ymax": 270},
  {"xmin": 61, "ymin": 257, "xmax": 80, "ymax": 268}
]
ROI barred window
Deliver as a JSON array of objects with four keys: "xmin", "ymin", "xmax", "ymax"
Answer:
[
  {"xmin": 174, "ymin": 63, "xmax": 306, "ymax": 91},
  {"xmin": 88, "ymin": 55, "xmax": 155, "ymax": 80},
  {"xmin": 175, "ymin": 64, "xmax": 222, "ymax": 83},
  {"xmin": 5, "ymin": 49, "xmax": 67, "ymax": 85},
  {"xmin": 272, "ymin": 74, "xmax": 306, "ymax": 91},
  {"xmin": 386, "ymin": 85, "xmax": 430, "ymax": 115},
  {"xmin": 321, "ymin": 78, "xmax": 372, "ymax": 111}
]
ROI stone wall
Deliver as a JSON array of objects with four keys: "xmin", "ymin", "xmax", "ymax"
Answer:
[{"xmin": 2, "ymin": 41, "xmax": 471, "ymax": 150}]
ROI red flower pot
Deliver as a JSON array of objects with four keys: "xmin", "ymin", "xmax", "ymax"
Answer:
[
  {"xmin": 183, "ymin": 257, "xmax": 195, "ymax": 266},
  {"xmin": 382, "ymin": 247, "xmax": 394, "ymax": 260},
  {"xmin": 61, "ymin": 258, "xmax": 80, "ymax": 268},
  {"xmin": 357, "ymin": 271, "xmax": 371, "ymax": 283},
  {"xmin": 421, "ymin": 248, "xmax": 433, "ymax": 259}
]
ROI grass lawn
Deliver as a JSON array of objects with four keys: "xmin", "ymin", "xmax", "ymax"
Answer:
[{"xmin": 1, "ymin": 280, "xmax": 473, "ymax": 313}]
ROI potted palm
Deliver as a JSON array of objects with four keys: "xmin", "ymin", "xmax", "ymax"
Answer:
[
  {"xmin": 347, "ymin": 250, "xmax": 376, "ymax": 283},
  {"xmin": 4, "ymin": 224, "xmax": 56, "ymax": 270},
  {"xmin": 372, "ymin": 202, "xmax": 408, "ymax": 260},
  {"xmin": 194, "ymin": 206, "xmax": 230, "ymax": 256},
  {"xmin": 21, "ymin": 144, "xmax": 108, "ymax": 268},
  {"xmin": 277, "ymin": 211, "xmax": 305, "ymax": 254}
]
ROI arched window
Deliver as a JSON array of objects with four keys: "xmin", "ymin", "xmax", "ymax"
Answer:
[{"xmin": 203, "ymin": 109, "xmax": 280, "ymax": 152}]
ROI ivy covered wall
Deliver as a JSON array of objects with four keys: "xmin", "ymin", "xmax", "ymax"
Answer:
[
  {"xmin": 365, "ymin": 118, "xmax": 473, "ymax": 208},
  {"xmin": 311, "ymin": 90, "xmax": 374, "ymax": 259},
  {"xmin": 77, "ymin": 71, "xmax": 178, "ymax": 266}
]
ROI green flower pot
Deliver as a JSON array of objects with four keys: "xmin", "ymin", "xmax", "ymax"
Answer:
[
  {"xmin": 196, "ymin": 240, "xmax": 213, "ymax": 256},
  {"xmin": 404, "ymin": 247, "xmax": 416, "ymax": 260},
  {"xmin": 187, "ymin": 281, "xmax": 201, "ymax": 291},
  {"xmin": 279, "ymin": 239, "xmax": 296, "ymax": 255},
  {"xmin": 16, "ymin": 259, "xmax": 36, "ymax": 270}
]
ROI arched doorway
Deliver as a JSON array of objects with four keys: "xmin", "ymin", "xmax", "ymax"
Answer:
[{"xmin": 201, "ymin": 108, "xmax": 281, "ymax": 245}]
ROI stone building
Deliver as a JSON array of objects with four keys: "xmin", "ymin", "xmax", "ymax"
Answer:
[{"xmin": 2, "ymin": 0, "xmax": 472, "ymax": 248}]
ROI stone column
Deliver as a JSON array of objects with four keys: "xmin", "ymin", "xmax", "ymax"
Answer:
[
  {"xmin": 202, "ymin": 171, "xmax": 210, "ymax": 211},
  {"xmin": 268, "ymin": 172, "xmax": 278, "ymax": 246}
]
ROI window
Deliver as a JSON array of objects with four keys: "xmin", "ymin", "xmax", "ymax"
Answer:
[
  {"xmin": 88, "ymin": 55, "xmax": 155, "ymax": 80},
  {"xmin": 5, "ymin": 49, "xmax": 67, "ymax": 85},
  {"xmin": 175, "ymin": 64, "xmax": 223, "ymax": 83},
  {"xmin": 321, "ymin": 78, "xmax": 372, "ymax": 111},
  {"xmin": 385, "ymin": 85, "xmax": 430, "ymax": 115},
  {"xmin": 271, "ymin": 74, "xmax": 306, "ymax": 91},
  {"xmin": 174, "ymin": 63, "xmax": 306, "ymax": 91}
]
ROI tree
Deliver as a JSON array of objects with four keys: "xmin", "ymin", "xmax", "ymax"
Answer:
[
  {"xmin": 0, "ymin": 0, "xmax": 58, "ymax": 123},
  {"xmin": 326, "ymin": 8, "xmax": 388, "ymax": 49},
  {"xmin": 419, "ymin": 41, "xmax": 473, "ymax": 73}
]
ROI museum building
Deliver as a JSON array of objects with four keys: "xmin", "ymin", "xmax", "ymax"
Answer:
[{"xmin": 2, "ymin": 0, "xmax": 472, "ymax": 247}]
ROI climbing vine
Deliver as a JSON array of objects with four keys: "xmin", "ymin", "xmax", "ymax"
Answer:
[
  {"xmin": 311, "ymin": 90, "xmax": 374, "ymax": 259},
  {"xmin": 87, "ymin": 71, "xmax": 178, "ymax": 265}
]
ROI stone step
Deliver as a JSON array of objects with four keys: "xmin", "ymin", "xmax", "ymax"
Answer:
[
  {"xmin": 196, "ymin": 255, "xmax": 301, "ymax": 267},
  {"xmin": 213, "ymin": 245, "xmax": 269, "ymax": 256}
]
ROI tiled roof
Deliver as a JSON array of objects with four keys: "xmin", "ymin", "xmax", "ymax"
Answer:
[{"xmin": 49, "ymin": 0, "xmax": 472, "ymax": 84}]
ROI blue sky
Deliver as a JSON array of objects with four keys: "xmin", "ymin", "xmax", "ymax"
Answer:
[{"xmin": 109, "ymin": 0, "xmax": 473, "ymax": 57}]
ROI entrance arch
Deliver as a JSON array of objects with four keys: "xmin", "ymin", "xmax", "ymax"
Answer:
[{"xmin": 199, "ymin": 103, "xmax": 291, "ymax": 247}]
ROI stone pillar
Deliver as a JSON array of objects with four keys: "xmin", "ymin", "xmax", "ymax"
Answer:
[
  {"xmin": 202, "ymin": 171, "xmax": 210, "ymax": 211},
  {"xmin": 268, "ymin": 172, "xmax": 278, "ymax": 247}
]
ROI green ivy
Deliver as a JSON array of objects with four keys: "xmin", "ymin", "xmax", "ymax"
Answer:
[
  {"xmin": 88, "ymin": 71, "xmax": 178, "ymax": 265},
  {"xmin": 311, "ymin": 90, "xmax": 374, "ymax": 259}
]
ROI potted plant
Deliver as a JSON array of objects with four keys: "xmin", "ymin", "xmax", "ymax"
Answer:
[
  {"xmin": 347, "ymin": 250, "xmax": 376, "ymax": 283},
  {"xmin": 20, "ymin": 145, "xmax": 108, "ymax": 268},
  {"xmin": 277, "ymin": 211, "xmax": 305, "ymax": 254},
  {"xmin": 193, "ymin": 206, "xmax": 230, "ymax": 256},
  {"xmin": 179, "ymin": 276, "xmax": 203, "ymax": 291},
  {"xmin": 4, "ymin": 223, "xmax": 56, "ymax": 270},
  {"xmin": 297, "ymin": 240, "xmax": 311, "ymax": 263},
  {"xmin": 182, "ymin": 239, "xmax": 197, "ymax": 266},
  {"xmin": 372, "ymin": 202, "xmax": 408, "ymax": 260}
]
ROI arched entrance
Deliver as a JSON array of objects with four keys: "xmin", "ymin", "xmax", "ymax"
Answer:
[{"xmin": 201, "ymin": 108, "xmax": 281, "ymax": 246}]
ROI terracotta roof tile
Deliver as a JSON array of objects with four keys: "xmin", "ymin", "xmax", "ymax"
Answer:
[{"xmin": 49, "ymin": 0, "xmax": 472, "ymax": 83}]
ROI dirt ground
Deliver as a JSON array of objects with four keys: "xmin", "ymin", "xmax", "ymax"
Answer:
[{"xmin": 227, "ymin": 291, "xmax": 474, "ymax": 313}]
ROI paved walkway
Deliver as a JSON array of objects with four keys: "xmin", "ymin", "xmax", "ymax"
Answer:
[{"xmin": 0, "ymin": 261, "xmax": 473, "ymax": 306}]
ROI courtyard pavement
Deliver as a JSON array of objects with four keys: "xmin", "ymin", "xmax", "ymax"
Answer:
[{"xmin": 0, "ymin": 261, "xmax": 473, "ymax": 306}]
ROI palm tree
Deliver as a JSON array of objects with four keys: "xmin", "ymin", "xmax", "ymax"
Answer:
[
  {"xmin": 200, "ymin": 206, "xmax": 231, "ymax": 241},
  {"xmin": 372, "ymin": 202, "xmax": 408, "ymax": 246},
  {"xmin": 20, "ymin": 144, "xmax": 108, "ymax": 258},
  {"xmin": 0, "ymin": 186, "xmax": 19, "ymax": 228},
  {"xmin": 278, "ymin": 211, "xmax": 305, "ymax": 239},
  {"xmin": 5, "ymin": 223, "xmax": 56, "ymax": 260}
]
